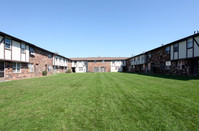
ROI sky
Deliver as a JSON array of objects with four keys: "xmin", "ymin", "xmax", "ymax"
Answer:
[{"xmin": 0, "ymin": 0, "xmax": 199, "ymax": 58}]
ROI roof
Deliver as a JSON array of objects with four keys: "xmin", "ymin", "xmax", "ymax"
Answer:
[
  {"xmin": 0, "ymin": 31, "xmax": 70, "ymax": 60},
  {"xmin": 70, "ymin": 57, "xmax": 129, "ymax": 61},
  {"xmin": 127, "ymin": 33, "xmax": 199, "ymax": 60}
]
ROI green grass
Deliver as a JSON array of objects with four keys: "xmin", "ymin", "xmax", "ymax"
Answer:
[{"xmin": 0, "ymin": 73, "xmax": 199, "ymax": 130}]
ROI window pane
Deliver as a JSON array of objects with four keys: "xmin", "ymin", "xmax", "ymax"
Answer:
[
  {"xmin": 13, "ymin": 63, "xmax": 16, "ymax": 68},
  {"xmin": 17, "ymin": 63, "xmax": 20, "ymax": 67},
  {"xmin": 5, "ymin": 38, "xmax": 11, "ymax": 44},
  {"xmin": 5, "ymin": 44, "xmax": 10, "ymax": 49},
  {"xmin": 21, "ymin": 44, "xmax": 25, "ymax": 49},
  {"xmin": 187, "ymin": 39, "xmax": 193, "ymax": 48},
  {"xmin": 174, "ymin": 44, "xmax": 179, "ymax": 52},
  {"xmin": 30, "ymin": 47, "xmax": 34, "ymax": 53}
]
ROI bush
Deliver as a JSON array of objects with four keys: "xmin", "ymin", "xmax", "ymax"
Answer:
[
  {"xmin": 42, "ymin": 71, "xmax": 47, "ymax": 76},
  {"xmin": 66, "ymin": 69, "xmax": 72, "ymax": 73}
]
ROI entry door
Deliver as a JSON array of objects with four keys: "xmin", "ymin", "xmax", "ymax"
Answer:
[{"xmin": 0, "ymin": 62, "xmax": 4, "ymax": 78}]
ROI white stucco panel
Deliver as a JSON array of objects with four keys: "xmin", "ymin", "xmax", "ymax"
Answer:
[
  {"xmin": 194, "ymin": 36, "xmax": 199, "ymax": 57},
  {"xmin": 12, "ymin": 40, "xmax": 20, "ymax": 61},
  {"xmin": 179, "ymin": 41, "xmax": 186, "ymax": 59},
  {"xmin": 0, "ymin": 36, "xmax": 4, "ymax": 59}
]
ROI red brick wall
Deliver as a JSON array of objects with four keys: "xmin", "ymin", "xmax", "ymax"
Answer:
[
  {"xmin": 29, "ymin": 47, "xmax": 53, "ymax": 77},
  {"xmin": 146, "ymin": 47, "xmax": 170, "ymax": 73},
  {"xmin": 4, "ymin": 47, "xmax": 54, "ymax": 80},
  {"xmin": 126, "ymin": 59, "xmax": 132, "ymax": 72},
  {"xmin": 68, "ymin": 61, "xmax": 72, "ymax": 70},
  {"xmin": 87, "ymin": 61, "xmax": 111, "ymax": 72},
  {"xmin": 4, "ymin": 62, "xmax": 30, "ymax": 80}
]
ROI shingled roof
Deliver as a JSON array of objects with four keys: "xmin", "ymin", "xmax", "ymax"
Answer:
[{"xmin": 70, "ymin": 57, "xmax": 129, "ymax": 61}]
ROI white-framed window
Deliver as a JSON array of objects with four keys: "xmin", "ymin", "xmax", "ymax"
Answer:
[
  {"xmin": 165, "ymin": 46, "xmax": 170, "ymax": 54},
  {"xmin": 5, "ymin": 38, "xmax": 11, "ymax": 49},
  {"xmin": 29, "ymin": 47, "xmax": 35, "ymax": 56},
  {"xmin": 13, "ymin": 63, "xmax": 21, "ymax": 73},
  {"xmin": 21, "ymin": 43, "xmax": 26, "ymax": 53},
  {"xmin": 79, "ymin": 67, "xmax": 83, "ymax": 71},
  {"xmin": 28, "ymin": 63, "xmax": 34, "ymax": 72},
  {"xmin": 187, "ymin": 39, "xmax": 193, "ymax": 48},
  {"xmin": 165, "ymin": 61, "xmax": 171, "ymax": 70},
  {"xmin": 48, "ymin": 66, "xmax": 52, "ymax": 72}
]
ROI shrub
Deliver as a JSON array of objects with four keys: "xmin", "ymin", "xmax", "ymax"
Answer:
[
  {"xmin": 66, "ymin": 69, "xmax": 72, "ymax": 73},
  {"xmin": 42, "ymin": 71, "xmax": 47, "ymax": 76}
]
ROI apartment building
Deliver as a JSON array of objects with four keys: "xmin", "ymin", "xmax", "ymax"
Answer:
[
  {"xmin": 0, "ymin": 32, "xmax": 70, "ymax": 81},
  {"xmin": 1, "ymin": 31, "xmax": 199, "ymax": 81},
  {"xmin": 53, "ymin": 54, "xmax": 68, "ymax": 73},
  {"xmin": 70, "ymin": 57, "xmax": 127, "ymax": 73},
  {"xmin": 127, "ymin": 33, "xmax": 199, "ymax": 76}
]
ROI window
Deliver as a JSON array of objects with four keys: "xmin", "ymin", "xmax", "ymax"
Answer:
[
  {"xmin": 28, "ymin": 63, "xmax": 34, "ymax": 72},
  {"xmin": 178, "ymin": 61, "xmax": 185, "ymax": 70},
  {"xmin": 79, "ymin": 67, "xmax": 83, "ymax": 71},
  {"xmin": 148, "ymin": 53, "xmax": 151, "ymax": 58},
  {"xmin": 48, "ymin": 66, "xmax": 52, "ymax": 72},
  {"xmin": 13, "ymin": 63, "xmax": 21, "ymax": 73},
  {"xmin": 30, "ymin": 47, "xmax": 35, "ymax": 56},
  {"xmin": 54, "ymin": 66, "xmax": 57, "ymax": 71},
  {"xmin": 94, "ymin": 60, "xmax": 97, "ymax": 63},
  {"xmin": 102, "ymin": 60, "xmax": 104, "ymax": 63},
  {"xmin": 174, "ymin": 43, "xmax": 179, "ymax": 52},
  {"xmin": 5, "ymin": 38, "xmax": 11, "ymax": 49},
  {"xmin": 21, "ymin": 43, "xmax": 26, "ymax": 53},
  {"xmin": 165, "ymin": 46, "xmax": 170, "ymax": 54},
  {"xmin": 187, "ymin": 39, "xmax": 193, "ymax": 48},
  {"xmin": 48, "ymin": 54, "xmax": 52, "ymax": 58},
  {"xmin": 165, "ymin": 61, "xmax": 171, "ymax": 70}
]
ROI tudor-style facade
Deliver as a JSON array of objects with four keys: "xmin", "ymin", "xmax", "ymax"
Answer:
[
  {"xmin": 128, "ymin": 54, "xmax": 146, "ymax": 73},
  {"xmin": 53, "ymin": 54, "xmax": 68, "ymax": 73},
  {"xmin": 127, "ymin": 33, "xmax": 199, "ymax": 76},
  {"xmin": 70, "ymin": 57, "xmax": 128, "ymax": 73},
  {"xmin": 0, "ymin": 32, "xmax": 70, "ymax": 81},
  {"xmin": 1, "ymin": 31, "xmax": 199, "ymax": 81}
]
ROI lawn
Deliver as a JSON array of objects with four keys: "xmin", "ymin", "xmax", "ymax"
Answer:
[{"xmin": 0, "ymin": 73, "xmax": 199, "ymax": 130}]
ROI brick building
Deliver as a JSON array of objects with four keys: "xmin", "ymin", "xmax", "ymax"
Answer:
[
  {"xmin": 0, "ymin": 31, "xmax": 199, "ymax": 81},
  {"xmin": 0, "ymin": 32, "xmax": 70, "ymax": 81},
  {"xmin": 70, "ymin": 57, "xmax": 127, "ymax": 73},
  {"xmin": 127, "ymin": 33, "xmax": 199, "ymax": 76}
]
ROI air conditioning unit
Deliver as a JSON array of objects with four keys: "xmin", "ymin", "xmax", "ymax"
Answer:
[{"xmin": 30, "ymin": 52, "xmax": 35, "ymax": 56}]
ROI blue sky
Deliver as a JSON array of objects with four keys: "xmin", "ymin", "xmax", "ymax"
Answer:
[{"xmin": 0, "ymin": 0, "xmax": 199, "ymax": 58}]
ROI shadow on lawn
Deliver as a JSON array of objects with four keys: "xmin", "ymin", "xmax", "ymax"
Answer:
[{"xmin": 121, "ymin": 72, "xmax": 199, "ymax": 81}]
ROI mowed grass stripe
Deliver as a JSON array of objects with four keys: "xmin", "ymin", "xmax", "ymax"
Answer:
[
  {"xmin": 108, "ymin": 73, "xmax": 199, "ymax": 129},
  {"xmin": 0, "ymin": 73, "xmax": 198, "ymax": 130}
]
